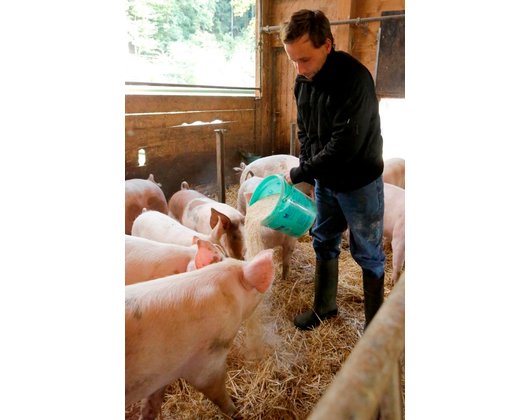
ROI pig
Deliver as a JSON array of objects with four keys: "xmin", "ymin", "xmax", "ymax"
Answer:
[
  {"xmin": 125, "ymin": 249, "xmax": 275, "ymax": 419},
  {"xmin": 125, "ymin": 235, "xmax": 224, "ymax": 285},
  {"xmin": 125, "ymin": 174, "xmax": 168, "ymax": 235},
  {"xmin": 383, "ymin": 183, "xmax": 405, "ymax": 285},
  {"xmin": 237, "ymin": 176, "xmax": 264, "ymax": 216},
  {"xmin": 383, "ymin": 157, "xmax": 405, "ymax": 189},
  {"xmin": 168, "ymin": 182, "xmax": 245, "ymax": 260},
  {"xmin": 131, "ymin": 210, "xmax": 227, "ymax": 256},
  {"xmin": 234, "ymin": 154, "xmax": 314, "ymax": 198},
  {"xmin": 240, "ymin": 181, "xmax": 297, "ymax": 279}
]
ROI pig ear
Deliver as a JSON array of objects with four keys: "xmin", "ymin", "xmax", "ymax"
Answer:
[
  {"xmin": 192, "ymin": 236, "xmax": 199, "ymax": 245},
  {"xmin": 214, "ymin": 243, "xmax": 228, "ymax": 257},
  {"xmin": 244, "ymin": 170, "xmax": 254, "ymax": 181},
  {"xmin": 141, "ymin": 208, "xmax": 148, "ymax": 213},
  {"xmin": 243, "ymin": 249, "xmax": 274, "ymax": 293},
  {"xmin": 210, "ymin": 208, "xmax": 231, "ymax": 230},
  {"xmin": 195, "ymin": 239, "xmax": 225, "ymax": 269},
  {"xmin": 245, "ymin": 192, "xmax": 253, "ymax": 204},
  {"xmin": 210, "ymin": 217, "xmax": 225, "ymax": 242},
  {"xmin": 148, "ymin": 174, "xmax": 155, "ymax": 183},
  {"xmin": 181, "ymin": 181, "xmax": 189, "ymax": 190}
]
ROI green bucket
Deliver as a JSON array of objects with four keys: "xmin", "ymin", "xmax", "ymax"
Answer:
[{"xmin": 248, "ymin": 174, "xmax": 317, "ymax": 237}]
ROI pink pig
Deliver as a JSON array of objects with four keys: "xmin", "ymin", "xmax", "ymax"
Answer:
[
  {"xmin": 125, "ymin": 249, "xmax": 275, "ymax": 419},
  {"xmin": 125, "ymin": 235, "xmax": 224, "ymax": 285},
  {"xmin": 234, "ymin": 154, "xmax": 314, "ymax": 198},
  {"xmin": 383, "ymin": 157, "xmax": 405, "ymax": 189},
  {"xmin": 168, "ymin": 182, "xmax": 245, "ymax": 260},
  {"xmin": 125, "ymin": 174, "xmax": 168, "ymax": 235},
  {"xmin": 131, "ymin": 210, "xmax": 227, "ymax": 256},
  {"xmin": 383, "ymin": 183, "xmax": 405, "ymax": 285}
]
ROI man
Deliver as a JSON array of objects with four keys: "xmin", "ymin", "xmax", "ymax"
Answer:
[{"xmin": 280, "ymin": 9, "xmax": 386, "ymax": 330}]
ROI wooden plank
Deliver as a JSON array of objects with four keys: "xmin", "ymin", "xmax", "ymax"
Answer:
[
  {"xmin": 125, "ymin": 109, "xmax": 254, "ymax": 131},
  {"xmin": 259, "ymin": 0, "xmax": 273, "ymax": 156},
  {"xmin": 126, "ymin": 119, "xmax": 255, "ymax": 150},
  {"xmin": 335, "ymin": 0, "xmax": 356, "ymax": 54},
  {"xmin": 126, "ymin": 95, "xmax": 256, "ymax": 114}
]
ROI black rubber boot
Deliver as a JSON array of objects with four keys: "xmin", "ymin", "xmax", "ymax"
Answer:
[
  {"xmin": 294, "ymin": 258, "xmax": 339, "ymax": 330},
  {"xmin": 363, "ymin": 270, "xmax": 385, "ymax": 331}
]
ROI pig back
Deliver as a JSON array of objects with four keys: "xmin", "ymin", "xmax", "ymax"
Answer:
[
  {"xmin": 125, "ymin": 177, "xmax": 168, "ymax": 234},
  {"xmin": 240, "ymin": 154, "xmax": 313, "ymax": 197}
]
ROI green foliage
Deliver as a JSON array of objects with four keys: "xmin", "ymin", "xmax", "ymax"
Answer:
[
  {"xmin": 126, "ymin": 0, "xmax": 253, "ymax": 54},
  {"xmin": 125, "ymin": 0, "xmax": 256, "ymax": 85}
]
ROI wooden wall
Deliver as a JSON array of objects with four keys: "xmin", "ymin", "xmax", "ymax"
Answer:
[
  {"xmin": 125, "ymin": 95, "xmax": 258, "ymax": 200},
  {"xmin": 124, "ymin": 0, "xmax": 404, "ymax": 194}
]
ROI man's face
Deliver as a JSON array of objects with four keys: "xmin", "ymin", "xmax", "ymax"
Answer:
[{"xmin": 284, "ymin": 34, "xmax": 332, "ymax": 81}]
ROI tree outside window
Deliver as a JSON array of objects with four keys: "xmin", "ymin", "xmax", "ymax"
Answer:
[{"xmin": 125, "ymin": 0, "xmax": 256, "ymax": 88}]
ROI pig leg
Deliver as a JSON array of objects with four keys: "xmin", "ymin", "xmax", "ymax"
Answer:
[
  {"xmin": 188, "ymin": 364, "xmax": 236, "ymax": 417},
  {"xmin": 281, "ymin": 244, "xmax": 294, "ymax": 280},
  {"xmin": 139, "ymin": 385, "xmax": 166, "ymax": 420},
  {"xmin": 390, "ymin": 236, "xmax": 405, "ymax": 286}
]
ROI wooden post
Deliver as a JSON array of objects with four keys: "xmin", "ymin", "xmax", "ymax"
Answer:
[
  {"xmin": 290, "ymin": 123, "xmax": 296, "ymax": 156},
  {"xmin": 379, "ymin": 361, "xmax": 403, "ymax": 420},
  {"xmin": 215, "ymin": 129, "xmax": 226, "ymax": 203}
]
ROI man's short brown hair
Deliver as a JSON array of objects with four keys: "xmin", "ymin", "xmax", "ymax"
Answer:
[{"xmin": 280, "ymin": 9, "xmax": 334, "ymax": 48}]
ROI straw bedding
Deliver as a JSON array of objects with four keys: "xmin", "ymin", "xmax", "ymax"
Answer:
[{"xmin": 125, "ymin": 183, "xmax": 404, "ymax": 420}]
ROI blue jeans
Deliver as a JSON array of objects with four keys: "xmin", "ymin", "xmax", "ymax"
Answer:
[{"xmin": 312, "ymin": 176, "xmax": 386, "ymax": 279}]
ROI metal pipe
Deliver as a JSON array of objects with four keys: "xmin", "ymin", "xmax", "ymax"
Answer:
[
  {"xmin": 261, "ymin": 14, "xmax": 405, "ymax": 34},
  {"xmin": 308, "ymin": 273, "xmax": 405, "ymax": 420},
  {"xmin": 126, "ymin": 81, "xmax": 260, "ymax": 91}
]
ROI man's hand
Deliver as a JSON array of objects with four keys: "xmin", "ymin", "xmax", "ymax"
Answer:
[{"xmin": 284, "ymin": 170, "xmax": 293, "ymax": 185}]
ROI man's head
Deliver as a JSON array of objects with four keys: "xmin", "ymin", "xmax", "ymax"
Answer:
[{"xmin": 280, "ymin": 10, "xmax": 333, "ymax": 80}]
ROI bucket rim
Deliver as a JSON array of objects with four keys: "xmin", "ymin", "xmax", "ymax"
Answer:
[{"xmin": 248, "ymin": 174, "xmax": 290, "ymax": 207}]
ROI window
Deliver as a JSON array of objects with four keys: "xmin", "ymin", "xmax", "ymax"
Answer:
[{"xmin": 125, "ymin": 0, "xmax": 256, "ymax": 88}]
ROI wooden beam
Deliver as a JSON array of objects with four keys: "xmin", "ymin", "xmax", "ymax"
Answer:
[{"xmin": 335, "ymin": 0, "xmax": 357, "ymax": 54}]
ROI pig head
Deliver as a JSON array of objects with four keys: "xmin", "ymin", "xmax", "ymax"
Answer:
[
  {"xmin": 125, "ymin": 235, "xmax": 224, "ymax": 285},
  {"xmin": 125, "ymin": 249, "xmax": 275, "ymax": 419},
  {"xmin": 168, "ymin": 182, "xmax": 245, "ymax": 260}
]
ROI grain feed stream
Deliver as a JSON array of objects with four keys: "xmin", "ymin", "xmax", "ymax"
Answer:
[{"xmin": 242, "ymin": 194, "xmax": 283, "ymax": 360}]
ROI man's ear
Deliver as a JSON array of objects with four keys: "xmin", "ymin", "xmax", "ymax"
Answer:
[{"xmin": 325, "ymin": 38, "xmax": 332, "ymax": 54}]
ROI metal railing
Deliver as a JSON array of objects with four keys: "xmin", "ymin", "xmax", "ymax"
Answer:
[{"xmin": 261, "ymin": 14, "xmax": 405, "ymax": 34}]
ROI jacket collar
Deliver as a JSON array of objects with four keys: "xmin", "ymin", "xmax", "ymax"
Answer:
[{"xmin": 295, "ymin": 48, "xmax": 337, "ymax": 85}]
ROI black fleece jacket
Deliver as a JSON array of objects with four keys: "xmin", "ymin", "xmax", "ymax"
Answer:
[{"xmin": 289, "ymin": 48, "xmax": 384, "ymax": 192}]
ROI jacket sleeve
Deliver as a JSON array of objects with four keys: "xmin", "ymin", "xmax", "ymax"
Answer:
[
  {"xmin": 290, "ymin": 77, "xmax": 375, "ymax": 184},
  {"xmin": 291, "ymin": 83, "xmax": 315, "ymax": 186}
]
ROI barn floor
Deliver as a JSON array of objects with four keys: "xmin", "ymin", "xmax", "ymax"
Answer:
[{"xmin": 125, "ymin": 183, "xmax": 404, "ymax": 420}]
